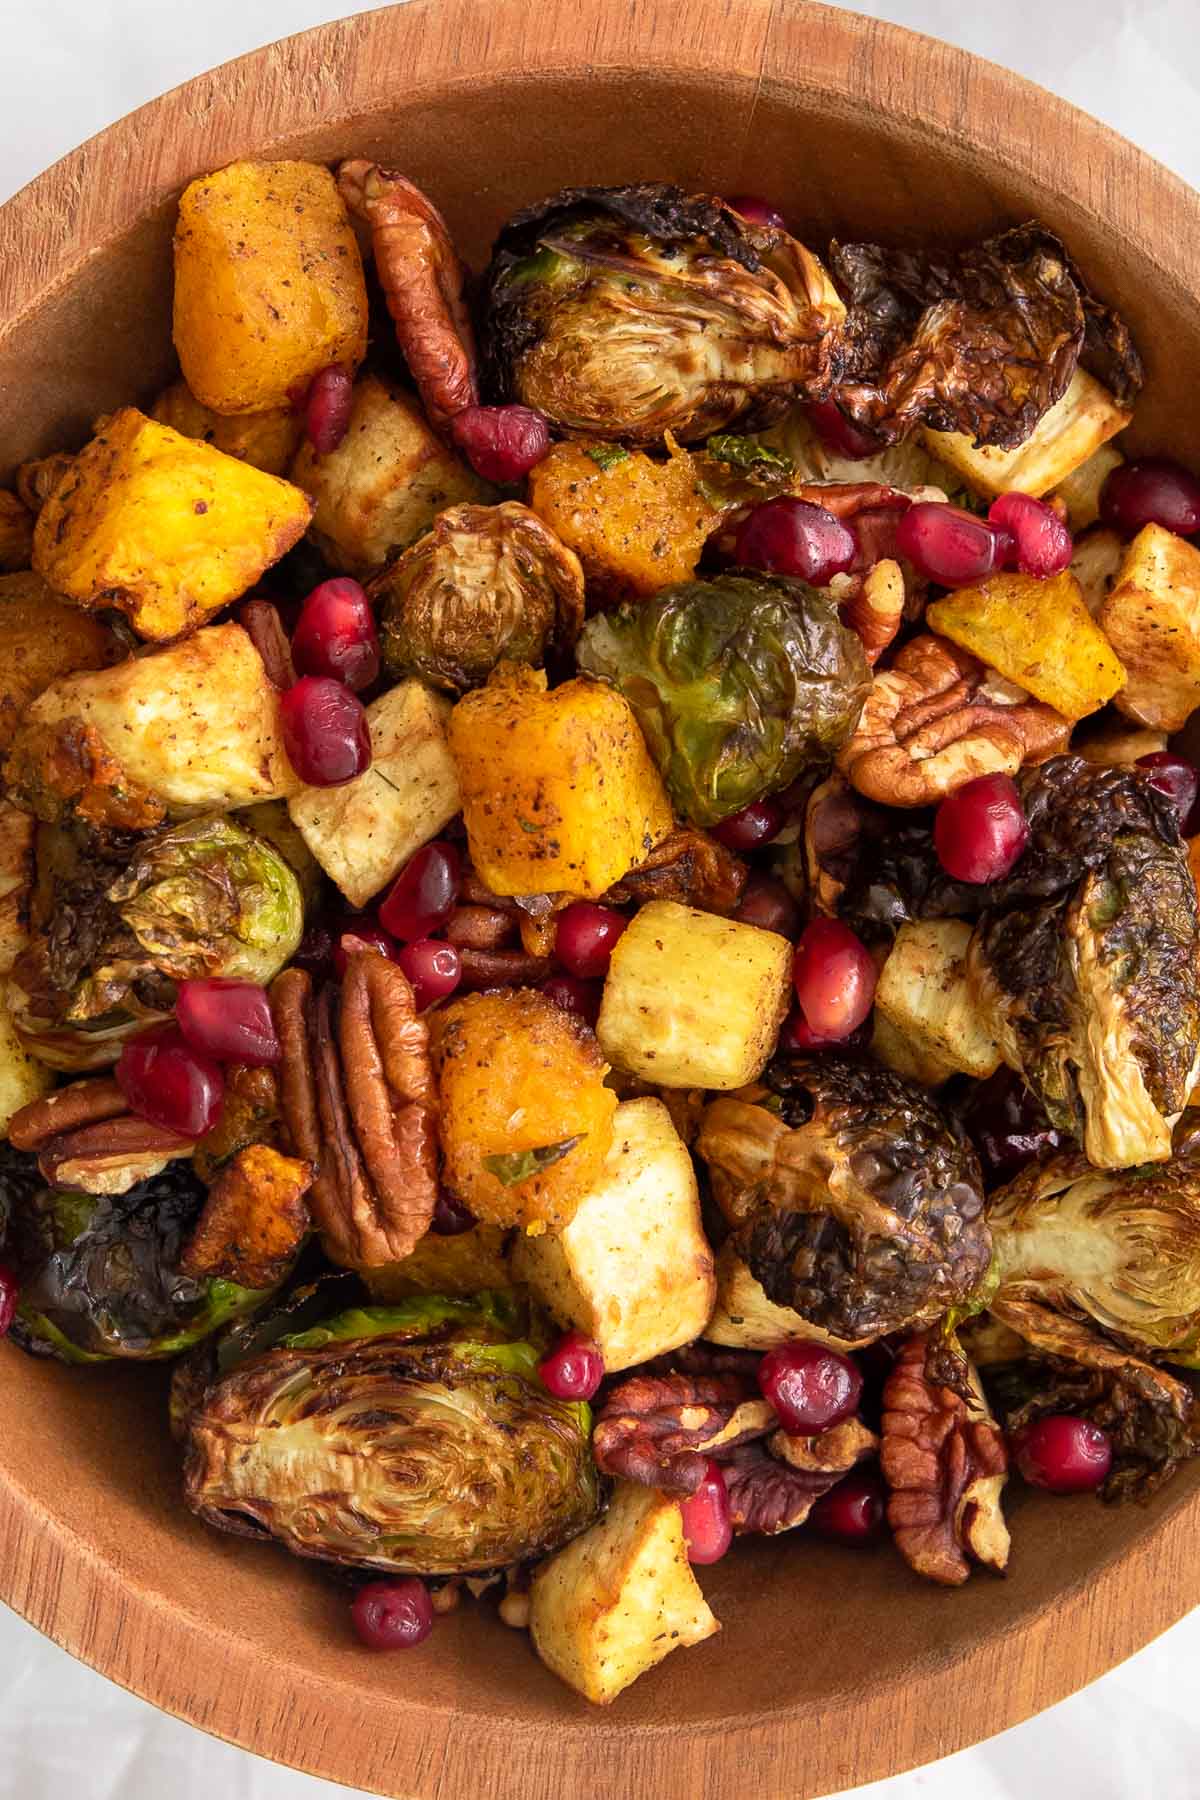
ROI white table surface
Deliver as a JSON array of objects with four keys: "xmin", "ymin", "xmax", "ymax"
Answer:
[{"xmin": 1, "ymin": 2, "xmax": 1198, "ymax": 1794}]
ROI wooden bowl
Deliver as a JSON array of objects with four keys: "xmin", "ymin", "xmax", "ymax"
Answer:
[{"xmin": 1, "ymin": 3, "xmax": 1198, "ymax": 1794}]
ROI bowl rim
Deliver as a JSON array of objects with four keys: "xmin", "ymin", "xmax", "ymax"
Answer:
[{"xmin": 1, "ymin": 2, "xmax": 1199, "ymax": 1795}]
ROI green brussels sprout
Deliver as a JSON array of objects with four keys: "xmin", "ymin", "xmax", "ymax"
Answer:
[
  {"xmin": 5, "ymin": 1158, "xmax": 273, "ymax": 1363},
  {"xmin": 481, "ymin": 183, "xmax": 844, "ymax": 444},
  {"xmin": 577, "ymin": 573, "xmax": 870, "ymax": 826},
  {"xmin": 376, "ymin": 501, "xmax": 585, "ymax": 694},
  {"xmin": 182, "ymin": 1292, "xmax": 600, "ymax": 1574}
]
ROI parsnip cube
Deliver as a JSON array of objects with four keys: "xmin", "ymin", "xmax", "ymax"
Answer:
[
  {"xmin": 0, "ymin": 802, "xmax": 34, "ymax": 976},
  {"xmin": 511, "ymin": 1098, "xmax": 715, "ymax": 1371},
  {"xmin": 1098, "ymin": 523, "xmax": 1200, "ymax": 730},
  {"xmin": 921, "ymin": 369, "xmax": 1131, "ymax": 499},
  {"xmin": 530, "ymin": 1480, "xmax": 719, "ymax": 1704},
  {"xmin": 1055, "ymin": 443, "xmax": 1123, "ymax": 531},
  {"xmin": 597, "ymin": 901, "xmax": 791, "ymax": 1090},
  {"xmin": 870, "ymin": 1012, "xmax": 957, "ymax": 1089},
  {"xmin": 32, "ymin": 409, "xmax": 312, "ymax": 641},
  {"xmin": 289, "ymin": 679, "xmax": 460, "ymax": 907},
  {"xmin": 1069, "ymin": 527, "xmax": 1124, "ymax": 617},
  {"xmin": 704, "ymin": 1244, "xmax": 868, "ymax": 1351},
  {"xmin": 0, "ymin": 980, "xmax": 53, "ymax": 1127},
  {"xmin": 927, "ymin": 568, "xmax": 1124, "ymax": 719},
  {"xmin": 290, "ymin": 375, "xmax": 491, "ymax": 573},
  {"xmin": 875, "ymin": 919, "xmax": 1002, "ymax": 1083}
]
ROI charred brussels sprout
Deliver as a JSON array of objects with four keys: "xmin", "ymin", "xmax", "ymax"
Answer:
[
  {"xmin": 577, "ymin": 574, "xmax": 870, "ymax": 827},
  {"xmin": 182, "ymin": 1292, "xmax": 599, "ymax": 1574},
  {"xmin": 5, "ymin": 1158, "xmax": 272, "ymax": 1363},
  {"xmin": 375, "ymin": 501, "xmax": 585, "ymax": 693},
  {"xmin": 481, "ymin": 183, "xmax": 845, "ymax": 444},
  {"xmin": 696, "ymin": 1054, "xmax": 990, "ymax": 1343}
]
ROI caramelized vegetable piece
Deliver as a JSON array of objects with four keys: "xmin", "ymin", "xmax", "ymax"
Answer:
[
  {"xmin": 0, "ymin": 980, "xmax": 54, "ymax": 1129},
  {"xmin": 0, "ymin": 571, "xmax": 118, "ymax": 754},
  {"xmin": 151, "ymin": 380, "xmax": 303, "ymax": 476},
  {"xmin": 922, "ymin": 369, "xmax": 1130, "ymax": 499},
  {"xmin": 0, "ymin": 490, "xmax": 34, "ymax": 571},
  {"xmin": 181, "ymin": 1144, "xmax": 313, "ymax": 1290},
  {"xmin": 1098, "ymin": 523, "xmax": 1200, "ymax": 730},
  {"xmin": 927, "ymin": 570, "xmax": 1125, "ymax": 720},
  {"xmin": 364, "ymin": 1223, "xmax": 513, "ymax": 1299},
  {"xmin": 874, "ymin": 919, "xmax": 1003, "ymax": 1085}
]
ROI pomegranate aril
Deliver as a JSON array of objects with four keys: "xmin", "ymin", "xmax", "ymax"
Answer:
[
  {"xmin": 334, "ymin": 924, "xmax": 398, "ymax": 977},
  {"xmin": 379, "ymin": 841, "xmax": 461, "ymax": 942},
  {"xmin": 304, "ymin": 364, "xmax": 355, "ymax": 456},
  {"xmin": 540, "ymin": 973, "xmax": 602, "ymax": 1025},
  {"xmin": 710, "ymin": 798, "xmax": 785, "ymax": 851},
  {"xmin": 116, "ymin": 1025, "xmax": 224, "ymax": 1139},
  {"xmin": 734, "ymin": 496, "xmax": 856, "ymax": 586},
  {"xmin": 758, "ymin": 1338, "xmax": 863, "ymax": 1434},
  {"xmin": 554, "ymin": 903, "xmax": 628, "ymax": 980},
  {"xmin": 988, "ymin": 492, "xmax": 1073, "ymax": 578},
  {"xmin": 537, "ymin": 1331, "xmax": 604, "ymax": 1401},
  {"xmin": 1099, "ymin": 456, "xmax": 1200, "ymax": 538},
  {"xmin": 292, "ymin": 577, "xmax": 380, "ymax": 691},
  {"xmin": 724, "ymin": 193, "xmax": 786, "ymax": 229},
  {"xmin": 779, "ymin": 1008, "xmax": 869, "ymax": 1053},
  {"xmin": 351, "ymin": 1578, "xmax": 435, "ymax": 1651},
  {"xmin": 398, "ymin": 938, "xmax": 462, "ymax": 1010},
  {"xmin": 806, "ymin": 399, "xmax": 885, "ymax": 461},
  {"xmin": 281, "ymin": 676, "xmax": 371, "ymax": 787},
  {"xmin": 1012, "ymin": 1415, "xmax": 1113, "ymax": 1494},
  {"xmin": 734, "ymin": 874, "xmax": 800, "ymax": 938},
  {"xmin": 934, "ymin": 773, "xmax": 1030, "ymax": 883},
  {"xmin": 791, "ymin": 918, "xmax": 876, "ymax": 1040},
  {"xmin": 176, "ymin": 979, "xmax": 280, "ymax": 1066},
  {"xmin": 680, "ymin": 1461, "xmax": 734, "ymax": 1565},
  {"xmin": 1136, "ymin": 751, "xmax": 1200, "ymax": 832},
  {"xmin": 451, "ymin": 404, "xmax": 550, "ymax": 483},
  {"xmin": 0, "ymin": 1260, "xmax": 18, "ymax": 1338},
  {"xmin": 431, "ymin": 1192, "xmax": 476, "ymax": 1236},
  {"xmin": 896, "ymin": 501, "xmax": 1008, "ymax": 587},
  {"xmin": 808, "ymin": 1470, "xmax": 887, "ymax": 1544}
]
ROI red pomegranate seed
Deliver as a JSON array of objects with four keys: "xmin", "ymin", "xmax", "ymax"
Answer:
[
  {"xmin": 334, "ymin": 924, "xmax": 399, "ymax": 977},
  {"xmin": 0, "ymin": 1260, "xmax": 18, "ymax": 1338},
  {"xmin": 304, "ymin": 365, "xmax": 355, "ymax": 456},
  {"xmin": 779, "ymin": 1008, "xmax": 869, "ymax": 1053},
  {"xmin": 537, "ymin": 1331, "xmax": 604, "ymax": 1400},
  {"xmin": 451, "ymin": 404, "xmax": 550, "ymax": 483},
  {"xmin": 988, "ymin": 492, "xmax": 1073, "ymax": 577},
  {"xmin": 734, "ymin": 874, "xmax": 800, "ymax": 938},
  {"xmin": 554, "ymin": 903, "xmax": 628, "ymax": 980},
  {"xmin": 791, "ymin": 918, "xmax": 876, "ymax": 1039},
  {"xmin": 379, "ymin": 842, "xmax": 461, "ymax": 942},
  {"xmin": 934, "ymin": 773, "xmax": 1030, "ymax": 883},
  {"xmin": 724, "ymin": 193, "xmax": 786, "ymax": 229},
  {"xmin": 292, "ymin": 578, "xmax": 380, "ymax": 692},
  {"xmin": 431, "ymin": 1192, "xmax": 476, "ymax": 1236},
  {"xmin": 808, "ymin": 1470, "xmax": 887, "ymax": 1544},
  {"xmin": 679, "ymin": 1461, "xmax": 734, "ymax": 1565},
  {"xmin": 540, "ymin": 974, "xmax": 602, "ymax": 1025},
  {"xmin": 1137, "ymin": 751, "xmax": 1200, "ymax": 832},
  {"xmin": 896, "ymin": 501, "xmax": 1008, "ymax": 586},
  {"xmin": 1012, "ymin": 1415, "xmax": 1113, "ymax": 1494},
  {"xmin": 735, "ymin": 496, "xmax": 856, "ymax": 586},
  {"xmin": 281, "ymin": 676, "xmax": 371, "ymax": 787},
  {"xmin": 351, "ymin": 1578, "xmax": 435, "ymax": 1651},
  {"xmin": 710, "ymin": 798, "xmax": 785, "ymax": 851},
  {"xmin": 397, "ymin": 938, "xmax": 462, "ymax": 1010},
  {"xmin": 176, "ymin": 979, "xmax": 280, "ymax": 1066},
  {"xmin": 758, "ymin": 1339, "xmax": 863, "ymax": 1434},
  {"xmin": 1099, "ymin": 456, "xmax": 1200, "ymax": 538},
  {"xmin": 806, "ymin": 399, "xmax": 885, "ymax": 461},
  {"xmin": 116, "ymin": 1025, "xmax": 224, "ymax": 1139}
]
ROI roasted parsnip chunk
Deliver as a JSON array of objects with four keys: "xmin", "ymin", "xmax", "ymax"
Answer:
[
  {"xmin": 1098, "ymin": 523, "xmax": 1200, "ymax": 730},
  {"xmin": 0, "ymin": 979, "xmax": 54, "ymax": 1128},
  {"xmin": 922, "ymin": 369, "xmax": 1130, "ymax": 499},
  {"xmin": 875, "ymin": 920, "xmax": 1003, "ymax": 1084}
]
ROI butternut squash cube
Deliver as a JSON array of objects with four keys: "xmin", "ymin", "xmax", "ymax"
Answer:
[
  {"xmin": 922, "ymin": 369, "xmax": 1130, "ymax": 499},
  {"xmin": 0, "ymin": 491, "xmax": 33, "ymax": 572},
  {"xmin": 0, "ymin": 570, "xmax": 118, "ymax": 753},
  {"xmin": 927, "ymin": 569, "xmax": 1124, "ymax": 719},
  {"xmin": 1098, "ymin": 523, "xmax": 1200, "ymax": 730},
  {"xmin": 152, "ymin": 380, "xmax": 302, "ymax": 476}
]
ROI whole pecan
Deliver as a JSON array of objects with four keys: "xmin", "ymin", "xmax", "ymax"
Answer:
[
  {"xmin": 721, "ymin": 1417, "xmax": 878, "ymax": 1535},
  {"xmin": 593, "ymin": 1370, "xmax": 773, "ymax": 1496},
  {"xmin": 881, "ymin": 1334, "xmax": 1010, "ymax": 1586}
]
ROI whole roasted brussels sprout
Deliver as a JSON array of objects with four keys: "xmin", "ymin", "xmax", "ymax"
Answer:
[
  {"xmin": 577, "ymin": 574, "xmax": 870, "ymax": 826},
  {"xmin": 481, "ymin": 183, "xmax": 845, "ymax": 444},
  {"xmin": 5, "ymin": 1158, "xmax": 272, "ymax": 1363},
  {"xmin": 376, "ymin": 501, "xmax": 585, "ymax": 693},
  {"xmin": 696, "ymin": 1054, "xmax": 990, "ymax": 1342},
  {"xmin": 182, "ymin": 1292, "xmax": 600, "ymax": 1574}
]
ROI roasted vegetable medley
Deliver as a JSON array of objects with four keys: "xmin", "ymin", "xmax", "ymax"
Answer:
[{"xmin": 4, "ymin": 158, "xmax": 1200, "ymax": 1705}]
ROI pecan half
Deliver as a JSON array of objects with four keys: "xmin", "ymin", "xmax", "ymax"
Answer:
[
  {"xmin": 444, "ymin": 904, "xmax": 518, "ymax": 952},
  {"xmin": 337, "ymin": 160, "xmax": 478, "ymax": 432},
  {"xmin": 180, "ymin": 1143, "xmax": 313, "ymax": 1289},
  {"xmin": 881, "ymin": 1334, "xmax": 1010, "ymax": 1586},
  {"xmin": 38, "ymin": 1114, "xmax": 196, "ymax": 1194},
  {"xmin": 837, "ymin": 635, "xmax": 1071, "ymax": 806},
  {"xmin": 238, "ymin": 599, "xmax": 296, "ymax": 690},
  {"xmin": 593, "ymin": 1370, "xmax": 772, "ymax": 1496},
  {"xmin": 9, "ymin": 1076, "xmax": 127, "ymax": 1150}
]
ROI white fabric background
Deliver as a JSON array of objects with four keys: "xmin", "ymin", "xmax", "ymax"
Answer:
[{"xmin": 1, "ymin": 1, "xmax": 1198, "ymax": 1793}]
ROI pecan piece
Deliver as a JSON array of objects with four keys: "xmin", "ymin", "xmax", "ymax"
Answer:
[
  {"xmin": 837, "ymin": 635, "xmax": 1071, "ymax": 806},
  {"xmin": 836, "ymin": 559, "xmax": 906, "ymax": 666},
  {"xmin": 881, "ymin": 1334, "xmax": 1010, "ymax": 1586},
  {"xmin": 604, "ymin": 827, "xmax": 748, "ymax": 917},
  {"xmin": 593, "ymin": 1370, "xmax": 772, "ymax": 1496},
  {"xmin": 337, "ymin": 160, "xmax": 478, "ymax": 432},
  {"xmin": 180, "ymin": 1143, "xmax": 313, "ymax": 1289},
  {"xmin": 769, "ymin": 1416, "xmax": 879, "ymax": 1474},
  {"xmin": 238, "ymin": 599, "xmax": 296, "ymax": 690},
  {"xmin": 457, "ymin": 946, "xmax": 552, "ymax": 990},
  {"xmin": 38, "ymin": 1115, "xmax": 196, "ymax": 1194},
  {"xmin": 444, "ymin": 904, "xmax": 518, "ymax": 952},
  {"xmin": 722, "ymin": 1418, "xmax": 878, "ymax": 1535},
  {"xmin": 9, "ymin": 1076, "xmax": 127, "ymax": 1150}
]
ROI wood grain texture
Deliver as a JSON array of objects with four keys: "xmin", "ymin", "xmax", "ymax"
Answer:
[{"xmin": 1, "ymin": 2, "xmax": 1199, "ymax": 1795}]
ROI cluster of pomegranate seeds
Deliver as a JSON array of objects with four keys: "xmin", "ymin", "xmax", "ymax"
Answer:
[
  {"xmin": 397, "ymin": 938, "xmax": 462, "ymax": 1010},
  {"xmin": 281, "ymin": 675, "xmax": 371, "ymax": 787},
  {"xmin": 1099, "ymin": 456, "xmax": 1200, "ymax": 537},
  {"xmin": 808, "ymin": 1470, "xmax": 887, "ymax": 1545},
  {"xmin": 431, "ymin": 1192, "xmax": 476, "ymax": 1236},
  {"xmin": 302, "ymin": 364, "xmax": 355, "ymax": 456},
  {"xmin": 758, "ymin": 1339, "xmax": 863, "ymax": 1434},
  {"xmin": 734, "ymin": 496, "xmax": 856, "ymax": 586},
  {"xmin": 734, "ymin": 874, "xmax": 800, "ymax": 938},
  {"xmin": 292, "ymin": 577, "xmax": 380, "ymax": 691},
  {"xmin": 934, "ymin": 772, "xmax": 1030, "ymax": 884},
  {"xmin": 791, "ymin": 918, "xmax": 876, "ymax": 1041},
  {"xmin": 723, "ymin": 193, "xmax": 787, "ymax": 229},
  {"xmin": 540, "ymin": 973, "xmax": 603, "ymax": 1025},
  {"xmin": 805, "ymin": 399, "xmax": 885, "ymax": 461},
  {"xmin": 1012, "ymin": 1416, "xmax": 1113, "ymax": 1494},
  {"xmin": 537, "ymin": 1331, "xmax": 605, "ymax": 1401},
  {"xmin": 554, "ymin": 902, "xmax": 628, "ymax": 980},
  {"xmin": 451, "ymin": 404, "xmax": 550, "ymax": 484},
  {"xmin": 988, "ymin": 492, "xmax": 1073, "ymax": 578},
  {"xmin": 896, "ymin": 501, "xmax": 1009, "ymax": 587},
  {"xmin": 0, "ymin": 1261, "xmax": 18, "ymax": 1338},
  {"xmin": 334, "ymin": 922, "xmax": 399, "ymax": 977},
  {"xmin": 1136, "ymin": 750, "xmax": 1200, "ymax": 832},
  {"xmin": 379, "ymin": 841, "xmax": 462, "ymax": 942},
  {"xmin": 351, "ymin": 1577, "xmax": 435, "ymax": 1651},
  {"xmin": 679, "ymin": 1461, "xmax": 734, "ymax": 1565},
  {"xmin": 116, "ymin": 1025, "xmax": 225, "ymax": 1139},
  {"xmin": 710, "ymin": 797, "xmax": 785, "ymax": 851},
  {"xmin": 956, "ymin": 1066, "xmax": 1066, "ymax": 1186},
  {"xmin": 176, "ymin": 979, "xmax": 281, "ymax": 1066}
]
